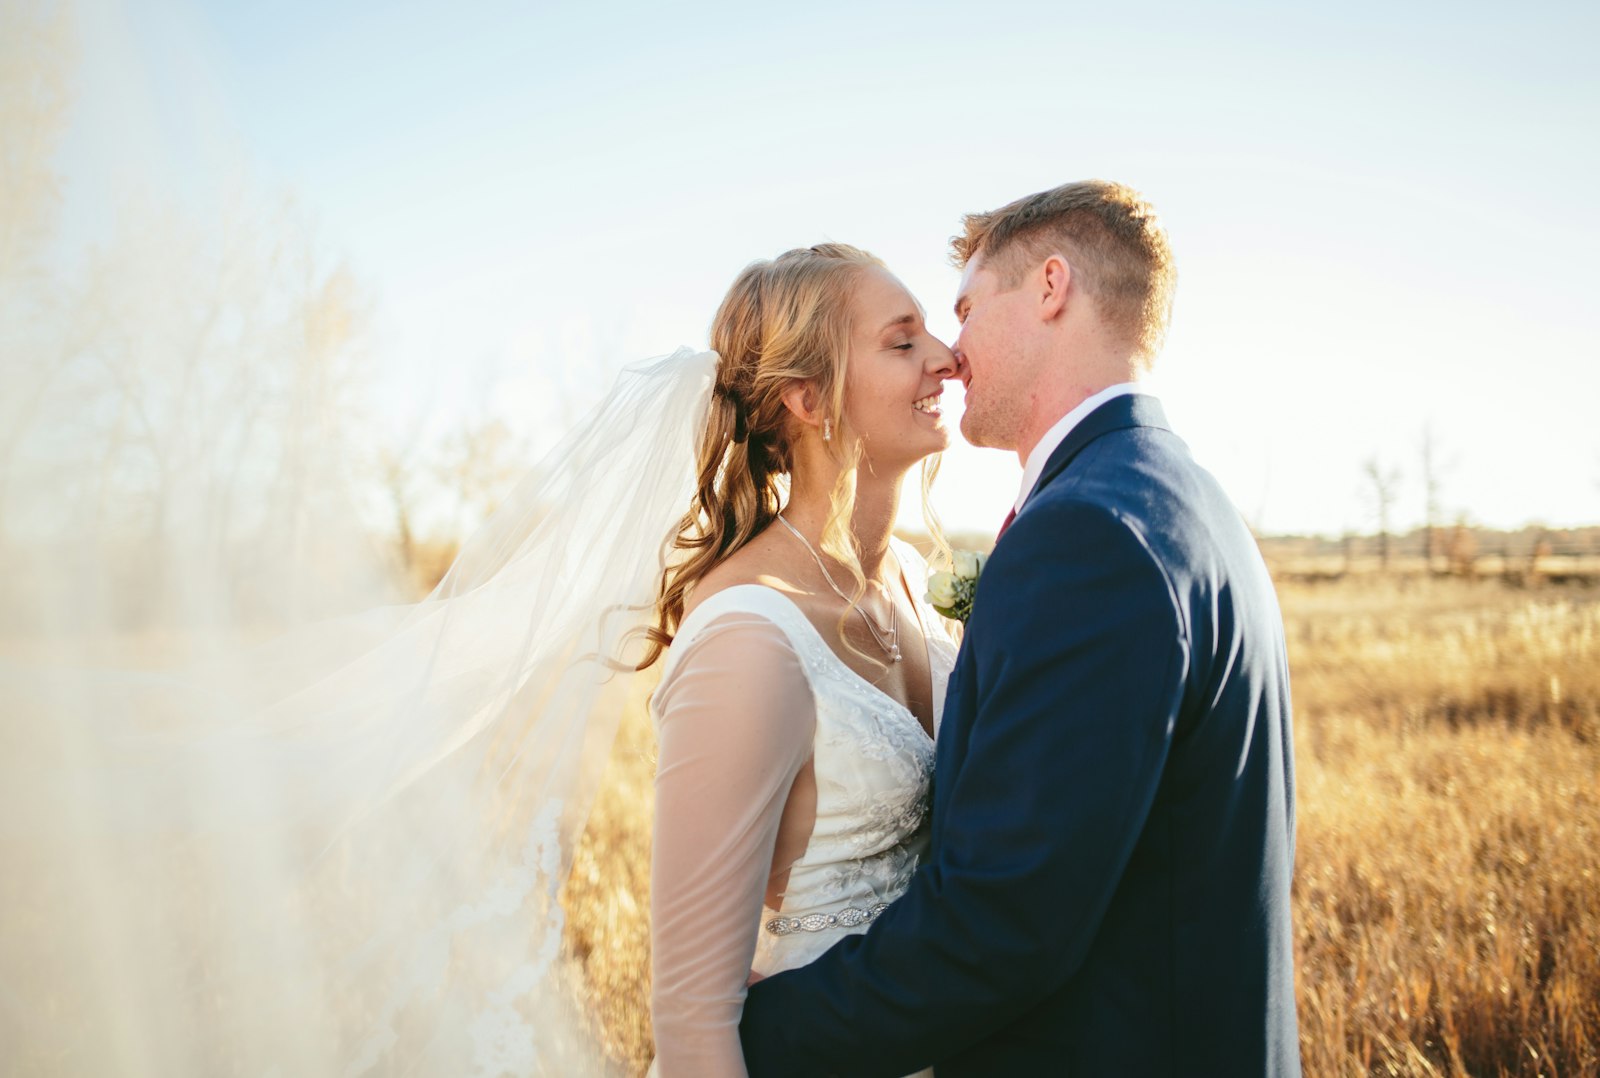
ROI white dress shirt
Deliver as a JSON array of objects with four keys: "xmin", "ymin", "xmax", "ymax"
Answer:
[{"xmin": 1013, "ymin": 382, "xmax": 1146, "ymax": 512}]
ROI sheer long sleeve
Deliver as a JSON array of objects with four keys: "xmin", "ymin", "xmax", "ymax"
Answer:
[{"xmin": 650, "ymin": 614, "xmax": 816, "ymax": 1078}]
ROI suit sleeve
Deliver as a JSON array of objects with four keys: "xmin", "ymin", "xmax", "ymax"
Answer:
[{"xmin": 739, "ymin": 498, "xmax": 1189, "ymax": 1077}]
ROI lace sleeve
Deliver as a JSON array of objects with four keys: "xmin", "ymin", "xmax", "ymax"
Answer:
[{"xmin": 650, "ymin": 613, "xmax": 816, "ymax": 1078}]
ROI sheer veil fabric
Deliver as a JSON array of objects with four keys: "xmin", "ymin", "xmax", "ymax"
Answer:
[
  {"xmin": 0, "ymin": 342, "xmax": 719, "ymax": 1075},
  {"xmin": 2, "ymin": 11, "xmax": 932, "ymax": 1071}
]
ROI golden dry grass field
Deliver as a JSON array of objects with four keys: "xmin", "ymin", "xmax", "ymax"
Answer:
[{"xmin": 562, "ymin": 575, "xmax": 1600, "ymax": 1077}]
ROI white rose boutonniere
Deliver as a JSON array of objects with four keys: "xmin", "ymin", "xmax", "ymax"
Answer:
[{"xmin": 926, "ymin": 549, "xmax": 987, "ymax": 623}]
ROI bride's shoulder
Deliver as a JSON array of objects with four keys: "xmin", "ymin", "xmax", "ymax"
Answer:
[
  {"xmin": 680, "ymin": 530, "xmax": 802, "ymax": 622},
  {"xmin": 663, "ymin": 540, "xmax": 816, "ymax": 686}
]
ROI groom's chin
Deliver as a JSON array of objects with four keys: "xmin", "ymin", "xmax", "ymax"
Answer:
[{"xmin": 957, "ymin": 414, "xmax": 996, "ymax": 450}]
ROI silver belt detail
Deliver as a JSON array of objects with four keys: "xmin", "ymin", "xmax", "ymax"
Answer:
[{"xmin": 764, "ymin": 902, "xmax": 890, "ymax": 936}]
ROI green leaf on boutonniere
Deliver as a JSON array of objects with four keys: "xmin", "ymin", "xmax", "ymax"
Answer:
[{"xmin": 925, "ymin": 550, "xmax": 986, "ymax": 623}]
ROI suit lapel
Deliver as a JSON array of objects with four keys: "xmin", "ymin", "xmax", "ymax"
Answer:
[
  {"xmin": 933, "ymin": 395, "xmax": 1172, "ymax": 809},
  {"xmin": 1028, "ymin": 393, "xmax": 1172, "ymax": 503}
]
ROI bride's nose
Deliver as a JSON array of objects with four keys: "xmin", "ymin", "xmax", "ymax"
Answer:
[{"xmin": 925, "ymin": 338, "xmax": 958, "ymax": 380}]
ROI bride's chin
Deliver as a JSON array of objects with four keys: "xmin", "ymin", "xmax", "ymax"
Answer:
[
  {"xmin": 862, "ymin": 432, "xmax": 949, "ymax": 476},
  {"xmin": 914, "ymin": 413, "xmax": 950, "ymax": 446}
]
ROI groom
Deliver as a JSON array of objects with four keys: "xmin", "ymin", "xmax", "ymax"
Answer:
[{"xmin": 739, "ymin": 181, "xmax": 1300, "ymax": 1076}]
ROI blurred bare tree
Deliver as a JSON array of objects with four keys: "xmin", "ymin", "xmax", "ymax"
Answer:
[
  {"xmin": 368, "ymin": 346, "xmax": 604, "ymax": 592},
  {"xmin": 0, "ymin": 0, "xmax": 76, "ymax": 525},
  {"xmin": 0, "ymin": 0, "xmax": 384, "ymax": 628},
  {"xmin": 0, "ymin": 0, "xmax": 72, "ymax": 279},
  {"xmin": 438, "ymin": 416, "xmax": 529, "ymax": 540},
  {"xmin": 373, "ymin": 411, "xmax": 533, "ymax": 594},
  {"xmin": 376, "ymin": 434, "xmax": 425, "ymax": 578},
  {"xmin": 1418, "ymin": 423, "xmax": 1446, "ymax": 572},
  {"xmin": 1361, "ymin": 456, "xmax": 1403, "ymax": 571}
]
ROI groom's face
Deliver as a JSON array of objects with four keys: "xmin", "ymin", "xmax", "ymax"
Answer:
[{"xmin": 952, "ymin": 252, "xmax": 1032, "ymax": 452}]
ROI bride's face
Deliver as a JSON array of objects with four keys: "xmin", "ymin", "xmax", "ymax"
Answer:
[{"xmin": 840, "ymin": 266, "xmax": 958, "ymax": 471}]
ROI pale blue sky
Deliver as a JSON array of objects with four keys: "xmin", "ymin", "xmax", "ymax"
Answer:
[{"xmin": 56, "ymin": 0, "xmax": 1600, "ymax": 534}]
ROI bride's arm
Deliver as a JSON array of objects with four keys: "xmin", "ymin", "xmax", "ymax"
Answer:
[{"xmin": 650, "ymin": 614, "xmax": 815, "ymax": 1078}]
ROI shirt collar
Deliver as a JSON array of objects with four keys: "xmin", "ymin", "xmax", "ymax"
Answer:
[{"xmin": 1014, "ymin": 382, "xmax": 1145, "ymax": 512}]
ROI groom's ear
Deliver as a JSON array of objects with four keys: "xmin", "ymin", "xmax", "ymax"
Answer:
[{"xmin": 1039, "ymin": 254, "xmax": 1071, "ymax": 322}]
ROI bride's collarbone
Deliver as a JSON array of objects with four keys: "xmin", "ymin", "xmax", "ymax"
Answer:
[
  {"xmin": 683, "ymin": 543, "xmax": 935, "ymax": 732},
  {"xmin": 787, "ymin": 589, "xmax": 934, "ymax": 733}
]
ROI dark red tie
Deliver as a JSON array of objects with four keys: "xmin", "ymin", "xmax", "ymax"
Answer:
[{"xmin": 996, "ymin": 507, "xmax": 1017, "ymax": 541}]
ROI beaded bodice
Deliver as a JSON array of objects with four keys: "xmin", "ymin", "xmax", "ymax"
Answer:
[{"xmin": 660, "ymin": 540, "xmax": 957, "ymax": 976}]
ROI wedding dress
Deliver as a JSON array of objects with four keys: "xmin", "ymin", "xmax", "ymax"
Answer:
[{"xmin": 648, "ymin": 541, "xmax": 958, "ymax": 1078}]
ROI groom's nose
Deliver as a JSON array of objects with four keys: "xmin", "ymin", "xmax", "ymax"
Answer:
[{"xmin": 950, "ymin": 348, "xmax": 971, "ymax": 387}]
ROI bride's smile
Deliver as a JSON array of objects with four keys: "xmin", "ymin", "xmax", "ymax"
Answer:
[{"xmin": 838, "ymin": 264, "xmax": 958, "ymax": 470}]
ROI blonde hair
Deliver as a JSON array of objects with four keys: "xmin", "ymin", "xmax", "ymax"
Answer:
[
  {"xmin": 951, "ymin": 179, "xmax": 1176, "ymax": 360},
  {"xmin": 636, "ymin": 243, "xmax": 886, "ymax": 670}
]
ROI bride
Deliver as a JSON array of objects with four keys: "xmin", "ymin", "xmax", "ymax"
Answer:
[
  {"xmin": 0, "ymin": 241, "xmax": 960, "ymax": 1076},
  {"xmin": 641, "ymin": 244, "xmax": 959, "ymax": 1075}
]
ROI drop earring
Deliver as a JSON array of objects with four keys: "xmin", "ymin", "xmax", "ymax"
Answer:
[{"xmin": 822, "ymin": 417, "xmax": 832, "ymax": 442}]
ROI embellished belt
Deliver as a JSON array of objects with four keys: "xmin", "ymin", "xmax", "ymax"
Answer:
[{"xmin": 764, "ymin": 902, "xmax": 890, "ymax": 936}]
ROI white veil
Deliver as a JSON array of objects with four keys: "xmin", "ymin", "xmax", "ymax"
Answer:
[
  {"xmin": 1, "ymin": 341, "xmax": 717, "ymax": 1075},
  {"xmin": 1, "ymin": 5, "xmax": 732, "ymax": 1070}
]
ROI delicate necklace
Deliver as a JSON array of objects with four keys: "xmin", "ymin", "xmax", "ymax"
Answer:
[{"xmin": 775, "ymin": 515, "xmax": 902, "ymax": 663}]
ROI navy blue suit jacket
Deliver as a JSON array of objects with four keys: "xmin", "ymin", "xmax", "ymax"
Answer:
[{"xmin": 739, "ymin": 395, "xmax": 1300, "ymax": 1076}]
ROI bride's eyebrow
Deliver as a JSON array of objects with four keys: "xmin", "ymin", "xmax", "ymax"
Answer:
[{"xmin": 879, "ymin": 313, "xmax": 917, "ymax": 334}]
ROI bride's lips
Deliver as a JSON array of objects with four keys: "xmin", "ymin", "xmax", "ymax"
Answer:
[{"xmin": 912, "ymin": 391, "xmax": 943, "ymax": 418}]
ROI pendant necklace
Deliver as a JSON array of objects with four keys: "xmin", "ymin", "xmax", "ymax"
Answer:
[{"xmin": 775, "ymin": 515, "xmax": 902, "ymax": 662}]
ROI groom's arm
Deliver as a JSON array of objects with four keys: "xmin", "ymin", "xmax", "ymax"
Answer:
[{"xmin": 739, "ymin": 497, "xmax": 1188, "ymax": 1077}]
